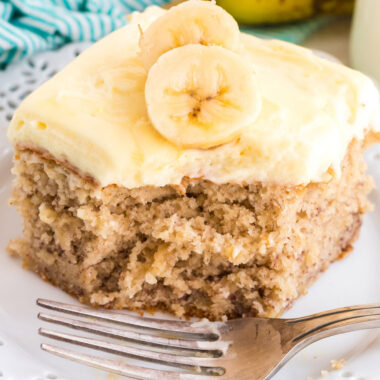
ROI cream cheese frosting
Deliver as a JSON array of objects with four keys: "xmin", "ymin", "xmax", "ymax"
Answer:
[{"xmin": 8, "ymin": 6, "xmax": 380, "ymax": 188}]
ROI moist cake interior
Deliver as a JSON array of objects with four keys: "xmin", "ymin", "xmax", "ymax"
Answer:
[{"xmin": 8, "ymin": 137, "xmax": 373, "ymax": 320}]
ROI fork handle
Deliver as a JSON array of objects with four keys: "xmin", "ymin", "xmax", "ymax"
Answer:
[{"xmin": 289, "ymin": 303, "xmax": 380, "ymax": 346}]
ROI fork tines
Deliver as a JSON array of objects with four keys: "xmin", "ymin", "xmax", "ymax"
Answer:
[{"xmin": 37, "ymin": 298, "xmax": 226, "ymax": 379}]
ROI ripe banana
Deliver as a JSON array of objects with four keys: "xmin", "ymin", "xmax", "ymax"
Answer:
[
  {"xmin": 139, "ymin": 0, "xmax": 240, "ymax": 70},
  {"xmin": 215, "ymin": 0, "xmax": 355, "ymax": 25},
  {"xmin": 145, "ymin": 44, "xmax": 261, "ymax": 149}
]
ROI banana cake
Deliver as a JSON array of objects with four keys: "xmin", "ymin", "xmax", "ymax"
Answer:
[{"xmin": 7, "ymin": 1, "xmax": 380, "ymax": 320}]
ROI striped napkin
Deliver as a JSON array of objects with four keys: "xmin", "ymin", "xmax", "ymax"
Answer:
[
  {"xmin": 0, "ymin": 0, "xmax": 332, "ymax": 68},
  {"xmin": 0, "ymin": 0, "xmax": 171, "ymax": 67}
]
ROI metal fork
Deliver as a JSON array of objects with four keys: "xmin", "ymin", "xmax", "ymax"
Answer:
[{"xmin": 37, "ymin": 299, "xmax": 380, "ymax": 379}]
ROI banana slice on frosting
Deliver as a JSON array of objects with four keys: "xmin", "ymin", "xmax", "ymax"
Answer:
[
  {"xmin": 139, "ymin": 0, "xmax": 241, "ymax": 70},
  {"xmin": 145, "ymin": 44, "xmax": 261, "ymax": 149}
]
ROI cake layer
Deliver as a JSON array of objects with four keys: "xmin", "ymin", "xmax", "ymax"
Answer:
[
  {"xmin": 8, "ymin": 6, "xmax": 380, "ymax": 188},
  {"xmin": 8, "ymin": 137, "xmax": 373, "ymax": 319}
]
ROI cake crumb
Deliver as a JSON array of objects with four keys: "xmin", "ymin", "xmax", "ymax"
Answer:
[
  {"xmin": 321, "ymin": 370, "xmax": 329, "ymax": 377},
  {"xmin": 330, "ymin": 359, "xmax": 345, "ymax": 370}
]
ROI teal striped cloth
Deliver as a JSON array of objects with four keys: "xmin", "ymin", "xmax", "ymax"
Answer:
[
  {"xmin": 242, "ymin": 16, "xmax": 333, "ymax": 44},
  {"xmin": 0, "ymin": 0, "xmax": 171, "ymax": 67},
  {"xmin": 0, "ymin": 0, "xmax": 331, "ymax": 68}
]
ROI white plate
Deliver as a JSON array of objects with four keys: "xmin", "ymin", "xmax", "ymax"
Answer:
[{"xmin": 0, "ymin": 44, "xmax": 380, "ymax": 380}]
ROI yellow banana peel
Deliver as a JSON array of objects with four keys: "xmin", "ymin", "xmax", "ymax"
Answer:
[{"xmin": 215, "ymin": 0, "xmax": 355, "ymax": 25}]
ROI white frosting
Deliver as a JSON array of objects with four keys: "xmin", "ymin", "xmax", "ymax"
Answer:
[{"xmin": 8, "ymin": 6, "xmax": 380, "ymax": 188}]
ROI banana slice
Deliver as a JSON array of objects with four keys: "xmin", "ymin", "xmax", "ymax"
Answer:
[
  {"xmin": 145, "ymin": 44, "xmax": 261, "ymax": 149},
  {"xmin": 139, "ymin": 0, "xmax": 241, "ymax": 70}
]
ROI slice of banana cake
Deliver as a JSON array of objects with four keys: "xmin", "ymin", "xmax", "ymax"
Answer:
[{"xmin": 7, "ymin": 1, "xmax": 380, "ymax": 320}]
